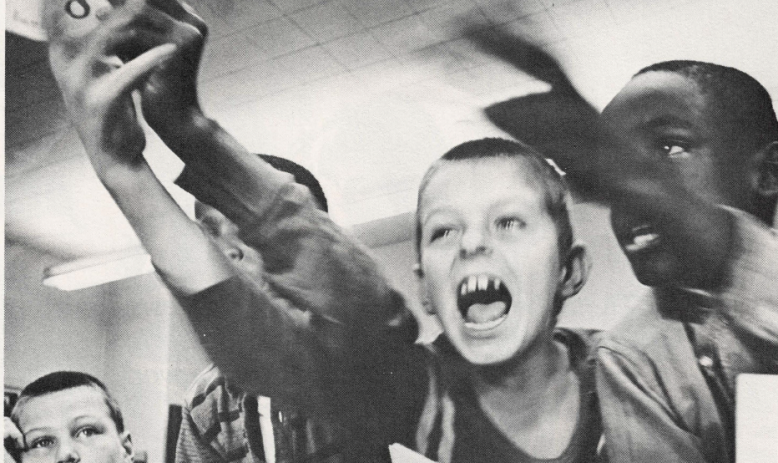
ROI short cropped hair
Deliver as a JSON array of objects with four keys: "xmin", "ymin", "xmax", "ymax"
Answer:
[
  {"xmin": 11, "ymin": 371, "xmax": 125, "ymax": 433},
  {"xmin": 636, "ymin": 60, "xmax": 778, "ymax": 156},
  {"xmin": 415, "ymin": 138, "xmax": 574, "ymax": 261},
  {"xmin": 260, "ymin": 154, "xmax": 328, "ymax": 212}
]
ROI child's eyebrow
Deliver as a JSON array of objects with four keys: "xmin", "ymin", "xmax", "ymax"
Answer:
[{"xmin": 644, "ymin": 115, "xmax": 696, "ymax": 130}]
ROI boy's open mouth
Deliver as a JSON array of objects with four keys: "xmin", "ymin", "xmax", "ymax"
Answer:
[
  {"xmin": 623, "ymin": 223, "xmax": 661, "ymax": 253},
  {"xmin": 457, "ymin": 275, "xmax": 512, "ymax": 330}
]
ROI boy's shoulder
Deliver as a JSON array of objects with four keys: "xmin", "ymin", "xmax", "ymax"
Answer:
[{"xmin": 597, "ymin": 290, "xmax": 695, "ymax": 364}]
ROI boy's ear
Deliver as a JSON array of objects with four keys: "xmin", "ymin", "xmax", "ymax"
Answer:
[
  {"xmin": 120, "ymin": 432, "xmax": 134, "ymax": 461},
  {"xmin": 754, "ymin": 141, "xmax": 778, "ymax": 197},
  {"xmin": 559, "ymin": 243, "xmax": 590, "ymax": 299}
]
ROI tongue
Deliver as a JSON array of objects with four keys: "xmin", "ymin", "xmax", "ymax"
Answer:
[{"xmin": 465, "ymin": 302, "xmax": 508, "ymax": 324}]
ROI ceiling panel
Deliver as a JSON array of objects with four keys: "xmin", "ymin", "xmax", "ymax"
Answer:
[{"xmin": 6, "ymin": 0, "xmax": 778, "ymax": 259}]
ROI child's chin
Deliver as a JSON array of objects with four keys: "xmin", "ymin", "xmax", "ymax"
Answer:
[{"xmin": 458, "ymin": 341, "xmax": 519, "ymax": 367}]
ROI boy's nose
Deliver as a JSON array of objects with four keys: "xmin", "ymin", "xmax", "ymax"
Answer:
[
  {"xmin": 459, "ymin": 229, "xmax": 492, "ymax": 258},
  {"xmin": 56, "ymin": 440, "xmax": 80, "ymax": 463}
]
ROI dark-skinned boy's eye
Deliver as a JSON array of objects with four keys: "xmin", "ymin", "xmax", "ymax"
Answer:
[{"xmin": 661, "ymin": 142, "xmax": 690, "ymax": 159}]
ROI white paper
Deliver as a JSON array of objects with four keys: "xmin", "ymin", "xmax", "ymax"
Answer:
[{"xmin": 389, "ymin": 444, "xmax": 437, "ymax": 463}]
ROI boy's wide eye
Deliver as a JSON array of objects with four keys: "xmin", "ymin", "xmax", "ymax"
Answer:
[
  {"xmin": 496, "ymin": 217, "xmax": 525, "ymax": 231},
  {"xmin": 430, "ymin": 227, "xmax": 455, "ymax": 243}
]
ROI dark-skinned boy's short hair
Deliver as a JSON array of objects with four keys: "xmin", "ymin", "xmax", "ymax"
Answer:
[
  {"xmin": 415, "ymin": 137, "xmax": 574, "ymax": 263},
  {"xmin": 10, "ymin": 371, "xmax": 124, "ymax": 433},
  {"xmin": 636, "ymin": 60, "xmax": 778, "ymax": 157}
]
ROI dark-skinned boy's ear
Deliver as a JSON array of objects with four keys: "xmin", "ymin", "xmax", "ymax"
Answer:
[
  {"xmin": 755, "ymin": 141, "xmax": 778, "ymax": 197},
  {"xmin": 560, "ymin": 243, "xmax": 590, "ymax": 299}
]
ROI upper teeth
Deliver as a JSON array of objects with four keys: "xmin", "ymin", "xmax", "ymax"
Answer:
[{"xmin": 460, "ymin": 275, "xmax": 501, "ymax": 295}]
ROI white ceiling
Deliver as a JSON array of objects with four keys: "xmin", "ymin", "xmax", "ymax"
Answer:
[{"xmin": 6, "ymin": 0, "xmax": 778, "ymax": 259}]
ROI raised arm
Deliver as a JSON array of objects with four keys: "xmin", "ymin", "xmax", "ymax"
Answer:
[
  {"xmin": 48, "ymin": 0, "xmax": 421, "ymax": 425},
  {"xmin": 46, "ymin": 0, "xmax": 234, "ymax": 295}
]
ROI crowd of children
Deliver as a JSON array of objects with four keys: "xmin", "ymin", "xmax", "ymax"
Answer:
[{"xmin": 5, "ymin": 0, "xmax": 777, "ymax": 462}]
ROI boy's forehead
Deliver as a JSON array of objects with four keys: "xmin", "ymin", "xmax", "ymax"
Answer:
[
  {"xmin": 606, "ymin": 71, "xmax": 729, "ymax": 130},
  {"xmin": 18, "ymin": 386, "xmax": 112, "ymax": 431},
  {"xmin": 420, "ymin": 157, "xmax": 546, "ymax": 211}
]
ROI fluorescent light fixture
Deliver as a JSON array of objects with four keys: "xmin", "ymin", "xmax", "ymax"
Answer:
[{"xmin": 43, "ymin": 248, "xmax": 154, "ymax": 291}]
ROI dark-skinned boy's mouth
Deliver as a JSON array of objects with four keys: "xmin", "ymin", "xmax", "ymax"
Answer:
[
  {"xmin": 457, "ymin": 275, "xmax": 512, "ymax": 330},
  {"xmin": 623, "ymin": 223, "xmax": 661, "ymax": 253}
]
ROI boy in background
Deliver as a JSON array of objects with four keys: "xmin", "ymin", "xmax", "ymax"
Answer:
[
  {"xmin": 176, "ymin": 156, "xmax": 347, "ymax": 463},
  {"xmin": 596, "ymin": 61, "xmax": 778, "ymax": 463},
  {"xmin": 4, "ymin": 372, "xmax": 133, "ymax": 463}
]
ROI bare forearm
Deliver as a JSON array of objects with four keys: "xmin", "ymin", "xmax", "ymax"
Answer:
[{"xmin": 97, "ymin": 159, "xmax": 234, "ymax": 294}]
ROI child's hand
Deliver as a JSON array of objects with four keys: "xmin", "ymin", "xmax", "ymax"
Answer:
[
  {"xmin": 4, "ymin": 417, "xmax": 24, "ymax": 463},
  {"xmin": 139, "ymin": 0, "xmax": 208, "ymax": 133},
  {"xmin": 48, "ymin": 0, "xmax": 178, "ymax": 174}
]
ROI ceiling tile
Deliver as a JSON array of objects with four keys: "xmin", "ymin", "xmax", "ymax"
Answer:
[
  {"xmin": 405, "ymin": 0, "xmax": 452, "ymax": 13},
  {"xmin": 274, "ymin": 46, "xmax": 348, "ymax": 83},
  {"xmin": 322, "ymin": 31, "xmax": 394, "ymax": 69},
  {"xmin": 606, "ymin": 0, "xmax": 688, "ymax": 26},
  {"xmin": 474, "ymin": 0, "xmax": 546, "ymax": 24},
  {"xmin": 199, "ymin": 34, "xmax": 270, "ymax": 81},
  {"xmin": 538, "ymin": 0, "xmax": 587, "ymax": 7},
  {"xmin": 400, "ymin": 43, "xmax": 467, "ymax": 78},
  {"xmin": 271, "ymin": 0, "xmax": 328, "ymax": 13},
  {"xmin": 291, "ymin": 2, "xmax": 364, "ymax": 42},
  {"xmin": 549, "ymin": 0, "xmax": 615, "ymax": 39},
  {"xmin": 347, "ymin": 58, "xmax": 423, "ymax": 91},
  {"xmin": 200, "ymin": 57, "xmax": 301, "ymax": 109},
  {"xmin": 243, "ymin": 17, "xmax": 317, "ymax": 58},
  {"xmin": 340, "ymin": 0, "xmax": 415, "ymax": 28},
  {"xmin": 371, "ymin": 15, "xmax": 444, "ymax": 55},
  {"xmin": 418, "ymin": 0, "xmax": 490, "ymax": 39},
  {"xmin": 500, "ymin": 10, "xmax": 564, "ymax": 45},
  {"xmin": 442, "ymin": 37, "xmax": 496, "ymax": 70},
  {"xmin": 188, "ymin": 0, "xmax": 284, "ymax": 37},
  {"xmin": 457, "ymin": 61, "xmax": 537, "ymax": 97}
]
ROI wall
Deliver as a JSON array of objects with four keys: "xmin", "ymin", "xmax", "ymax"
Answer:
[
  {"xmin": 4, "ymin": 241, "xmax": 174, "ymax": 463},
  {"xmin": 4, "ymin": 241, "xmax": 108, "ymax": 388}
]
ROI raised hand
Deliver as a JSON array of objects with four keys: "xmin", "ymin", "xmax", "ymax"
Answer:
[
  {"xmin": 139, "ymin": 0, "xmax": 208, "ymax": 132},
  {"xmin": 47, "ymin": 0, "xmax": 178, "ymax": 174},
  {"xmin": 4, "ymin": 417, "xmax": 24, "ymax": 463}
]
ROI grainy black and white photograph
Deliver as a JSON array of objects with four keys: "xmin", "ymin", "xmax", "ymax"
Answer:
[{"xmin": 5, "ymin": 0, "xmax": 778, "ymax": 462}]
